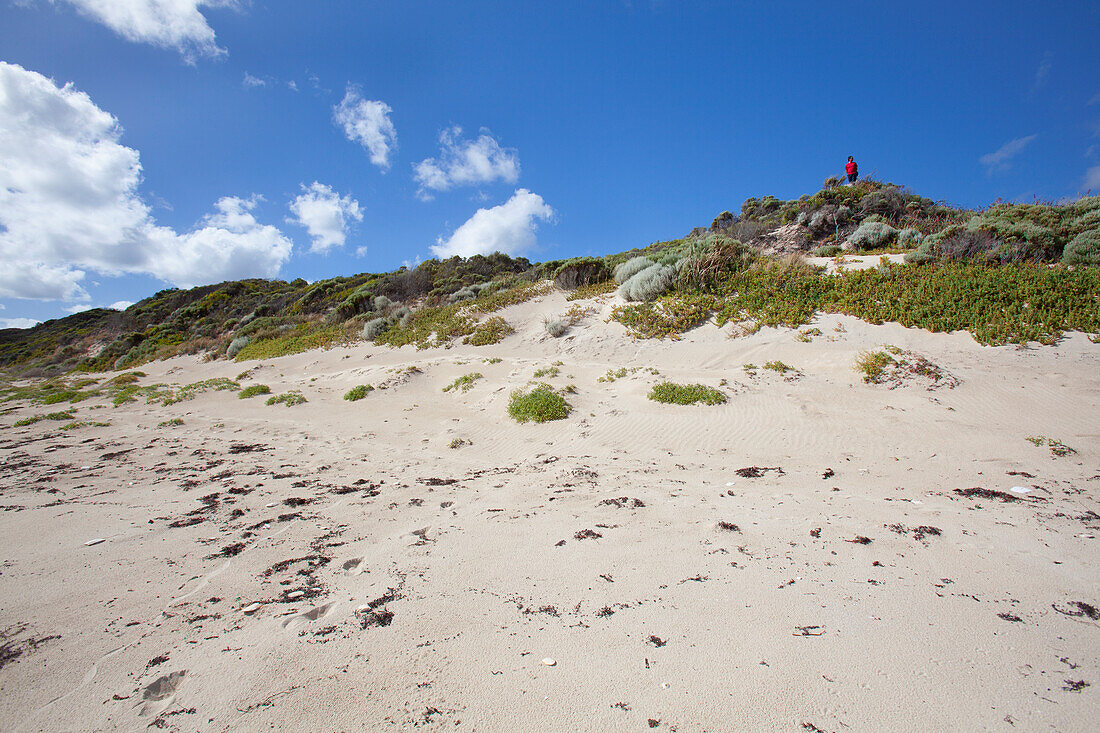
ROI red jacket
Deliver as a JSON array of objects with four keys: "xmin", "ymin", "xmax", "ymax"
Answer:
[{"xmin": 845, "ymin": 160, "xmax": 857, "ymax": 175}]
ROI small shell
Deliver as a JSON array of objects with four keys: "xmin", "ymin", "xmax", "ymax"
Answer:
[
  {"xmin": 286, "ymin": 591, "xmax": 304, "ymax": 600},
  {"xmin": 84, "ymin": 538, "xmax": 106, "ymax": 546},
  {"xmin": 242, "ymin": 602, "xmax": 263, "ymax": 614},
  {"xmin": 541, "ymin": 657, "xmax": 556, "ymax": 666}
]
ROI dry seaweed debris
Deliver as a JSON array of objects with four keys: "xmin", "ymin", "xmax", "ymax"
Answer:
[{"xmin": 953, "ymin": 487, "xmax": 1021, "ymax": 502}]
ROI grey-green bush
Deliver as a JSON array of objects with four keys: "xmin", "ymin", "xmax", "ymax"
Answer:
[
  {"xmin": 362, "ymin": 317, "xmax": 390, "ymax": 340},
  {"xmin": 813, "ymin": 244, "xmax": 843, "ymax": 257},
  {"xmin": 1062, "ymin": 229, "xmax": 1100, "ymax": 265},
  {"xmin": 619, "ymin": 263, "xmax": 676, "ymax": 302},
  {"xmin": 373, "ymin": 295, "xmax": 392, "ymax": 311},
  {"xmin": 897, "ymin": 228, "xmax": 922, "ymax": 248},
  {"xmin": 545, "ymin": 319, "xmax": 569, "ymax": 337},
  {"xmin": 227, "ymin": 336, "xmax": 250, "ymax": 358},
  {"xmin": 613, "ymin": 256, "xmax": 656, "ymax": 284},
  {"xmin": 847, "ymin": 221, "xmax": 898, "ymax": 250}
]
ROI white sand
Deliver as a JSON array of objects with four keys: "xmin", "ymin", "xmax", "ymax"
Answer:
[{"xmin": 1, "ymin": 288, "xmax": 1098, "ymax": 731}]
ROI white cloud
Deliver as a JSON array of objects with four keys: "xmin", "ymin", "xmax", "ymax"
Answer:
[
  {"xmin": 108, "ymin": 300, "xmax": 134, "ymax": 310},
  {"xmin": 242, "ymin": 72, "xmax": 266, "ymax": 88},
  {"xmin": 354, "ymin": 246, "xmax": 368, "ymax": 258},
  {"xmin": 287, "ymin": 80, "xmax": 298, "ymax": 92},
  {"xmin": 51, "ymin": 0, "xmax": 239, "ymax": 61},
  {"xmin": 1086, "ymin": 166, "xmax": 1100, "ymax": 191},
  {"xmin": 414, "ymin": 126, "xmax": 520, "ymax": 200},
  {"xmin": 1032, "ymin": 53, "xmax": 1052, "ymax": 90},
  {"xmin": 287, "ymin": 182, "xmax": 363, "ymax": 253},
  {"xmin": 431, "ymin": 189, "xmax": 554, "ymax": 259},
  {"xmin": 979, "ymin": 135, "xmax": 1037, "ymax": 173},
  {"xmin": 333, "ymin": 87, "xmax": 396, "ymax": 171},
  {"xmin": 0, "ymin": 317, "xmax": 41, "ymax": 330},
  {"xmin": 0, "ymin": 62, "xmax": 294, "ymax": 301}
]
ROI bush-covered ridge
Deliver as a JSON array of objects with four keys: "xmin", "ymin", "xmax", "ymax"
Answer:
[{"xmin": 2, "ymin": 181, "xmax": 1097, "ymax": 376}]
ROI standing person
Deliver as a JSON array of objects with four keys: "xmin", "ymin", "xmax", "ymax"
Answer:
[{"xmin": 845, "ymin": 156, "xmax": 858, "ymax": 184}]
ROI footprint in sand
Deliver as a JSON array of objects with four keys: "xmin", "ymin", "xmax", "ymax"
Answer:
[
  {"xmin": 138, "ymin": 670, "xmax": 185, "ymax": 717},
  {"xmin": 281, "ymin": 601, "xmax": 336, "ymax": 631},
  {"xmin": 342, "ymin": 558, "xmax": 365, "ymax": 575}
]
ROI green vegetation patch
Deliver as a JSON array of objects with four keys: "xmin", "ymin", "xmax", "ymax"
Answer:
[
  {"xmin": 566, "ymin": 279, "xmax": 617, "ymax": 301},
  {"xmin": 855, "ymin": 350, "xmax": 894, "ymax": 383},
  {"xmin": 507, "ymin": 383, "xmax": 571, "ymax": 423},
  {"xmin": 647, "ymin": 382, "xmax": 727, "ymax": 406},
  {"xmin": 235, "ymin": 323, "xmax": 350, "ymax": 361},
  {"xmin": 14, "ymin": 410, "xmax": 75, "ymax": 427},
  {"xmin": 532, "ymin": 366, "xmax": 560, "ymax": 379},
  {"xmin": 266, "ymin": 391, "xmax": 307, "ymax": 407},
  {"xmin": 239, "ymin": 384, "xmax": 272, "ymax": 399},
  {"xmin": 443, "ymin": 373, "xmax": 483, "ymax": 393},
  {"xmin": 60, "ymin": 421, "xmax": 110, "ymax": 431},
  {"xmin": 463, "ymin": 316, "xmax": 515, "ymax": 346},
  {"xmin": 158, "ymin": 418, "xmax": 185, "ymax": 427},
  {"xmin": 1026, "ymin": 435, "xmax": 1077, "ymax": 457},
  {"xmin": 343, "ymin": 385, "xmax": 374, "ymax": 401}
]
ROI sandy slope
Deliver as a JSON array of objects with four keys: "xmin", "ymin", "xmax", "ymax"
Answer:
[{"xmin": 1, "ymin": 286, "xmax": 1098, "ymax": 732}]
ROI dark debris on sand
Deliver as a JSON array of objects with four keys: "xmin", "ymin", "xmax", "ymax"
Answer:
[
  {"xmin": 953, "ymin": 487, "xmax": 1020, "ymax": 502},
  {"xmin": 599, "ymin": 497, "xmax": 646, "ymax": 508},
  {"xmin": 735, "ymin": 466, "xmax": 784, "ymax": 478},
  {"xmin": 574, "ymin": 529, "xmax": 602, "ymax": 540}
]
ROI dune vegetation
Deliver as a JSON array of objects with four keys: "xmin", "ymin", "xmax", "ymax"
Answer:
[{"xmin": 1, "ymin": 180, "xmax": 1097, "ymax": 379}]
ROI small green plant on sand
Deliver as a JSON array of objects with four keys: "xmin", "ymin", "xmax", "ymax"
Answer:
[
  {"xmin": 797, "ymin": 328, "xmax": 823, "ymax": 342},
  {"xmin": 443, "ymin": 373, "xmax": 483, "ymax": 393},
  {"xmin": 763, "ymin": 361, "xmax": 794, "ymax": 374},
  {"xmin": 855, "ymin": 350, "xmax": 894, "ymax": 383},
  {"xmin": 648, "ymin": 382, "xmax": 727, "ymax": 406},
  {"xmin": 266, "ymin": 391, "xmax": 307, "ymax": 407},
  {"xmin": 508, "ymin": 383, "xmax": 571, "ymax": 423},
  {"xmin": 483, "ymin": 357, "xmax": 503, "ymax": 364},
  {"xmin": 449, "ymin": 438, "xmax": 471, "ymax": 449},
  {"xmin": 742, "ymin": 363, "xmax": 758, "ymax": 376},
  {"xmin": 158, "ymin": 418, "xmax": 185, "ymax": 427},
  {"xmin": 14, "ymin": 411, "xmax": 75, "ymax": 427},
  {"xmin": 533, "ymin": 366, "xmax": 560, "ymax": 379},
  {"xmin": 60, "ymin": 421, "xmax": 110, "ymax": 430},
  {"xmin": 463, "ymin": 316, "xmax": 515, "ymax": 346},
  {"xmin": 344, "ymin": 385, "xmax": 374, "ymax": 401},
  {"xmin": 239, "ymin": 384, "xmax": 271, "ymax": 399},
  {"xmin": 1026, "ymin": 435, "xmax": 1077, "ymax": 457},
  {"xmin": 598, "ymin": 368, "xmax": 628, "ymax": 383}
]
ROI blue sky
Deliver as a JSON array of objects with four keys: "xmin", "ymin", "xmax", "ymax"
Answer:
[{"xmin": 1, "ymin": 1, "xmax": 1098, "ymax": 328}]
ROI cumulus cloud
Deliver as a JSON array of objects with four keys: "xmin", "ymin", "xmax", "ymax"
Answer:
[
  {"xmin": 242, "ymin": 72, "xmax": 267, "ymax": 88},
  {"xmin": 0, "ymin": 61, "xmax": 293, "ymax": 301},
  {"xmin": 51, "ymin": 0, "xmax": 238, "ymax": 61},
  {"xmin": 979, "ymin": 135, "xmax": 1037, "ymax": 173},
  {"xmin": 0, "ymin": 317, "xmax": 41, "ymax": 330},
  {"xmin": 333, "ymin": 86, "xmax": 397, "ymax": 170},
  {"xmin": 414, "ymin": 126, "xmax": 520, "ymax": 200},
  {"xmin": 287, "ymin": 182, "xmax": 363, "ymax": 253},
  {"xmin": 108, "ymin": 300, "xmax": 134, "ymax": 310},
  {"xmin": 431, "ymin": 189, "xmax": 554, "ymax": 259}
]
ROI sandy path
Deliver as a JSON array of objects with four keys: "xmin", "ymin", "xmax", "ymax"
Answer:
[{"xmin": 1, "ymin": 290, "xmax": 1097, "ymax": 731}]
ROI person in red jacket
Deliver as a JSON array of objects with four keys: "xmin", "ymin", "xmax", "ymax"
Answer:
[{"xmin": 845, "ymin": 156, "xmax": 858, "ymax": 184}]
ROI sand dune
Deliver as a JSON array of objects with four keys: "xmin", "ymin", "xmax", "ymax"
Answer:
[{"xmin": 1, "ymin": 287, "xmax": 1097, "ymax": 731}]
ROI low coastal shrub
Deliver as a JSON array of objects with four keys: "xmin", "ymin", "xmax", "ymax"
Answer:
[
  {"xmin": 813, "ymin": 244, "xmax": 843, "ymax": 257},
  {"xmin": 344, "ymin": 385, "xmax": 374, "ymax": 401},
  {"xmin": 463, "ymin": 316, "xmax": 514, "ymax": 346},
  {"xmin": 266, "ymin": 391, "xmax": 307, "ymax": 406},
  {"xmin": 855, "ymin": 350, "xmax": 893, "ymax": 383},
  {"xmin": 235, "ymin": 323, "xmax": 349, "ymax": 361},
  {"xmin": 1063, "ymin": 229, "xmax": 1100, "ymax": 266},
  {"xmin": 614, "ymin": 256, "xmax": 657, "ymax": 284},
  {"xmin": 507, "ymin": 383, "xmax": 571, "ymax": 423},
  {"xmin": 647, "ymin": 382, "xmax": 727, "ymax": 405},
  {"xmin": 14, "ymin": 410, "xmax": 75, "ymax": 427},
  {"xmin": 226, "ymin": 336, "xmax": 250, "ymax": 358},
  {"xmin": 239, "ymin": 384, "xmax": 271, "ymax": 399},
  {"xmin": 442, "ymin": 373, "xmax": 482, "ymax": 393},
  {"xmin": 847, "ymin": 221, "xmax": 898, "ymax": 250},
  {"xmin": 619, "ymin": 263, "xmax": 676, "ymax": 302},
  {"xmin": 566, "ymin": 279, "xmax": 617, "ymax": 301}
]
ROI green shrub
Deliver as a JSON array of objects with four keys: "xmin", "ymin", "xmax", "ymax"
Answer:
[
  {"xmin": 361, "ymin": 316, "xmax": 391, "ymax": 340},
  {"xmin": 344, "ymin": 384, "xmax": 374, "ymax": 401},
  {"xmin": 647, "ymin": 382, "xmax": 727, "ymax": 405},
  {"xmin": 158, "ymin": 417, "xmax": 185, "ymax": 427},
  {"xmin": 855, "ymin": 350, "xmax": 894, "ymax": 382},
  {"xmin": 443, "ymin": 373, "xmax": 483, "ymax": 393},
  {"xmin": 266, "ymin": 391, "xmax": 307, "ymax": 406},
  {"xmin": 463, "ymin": 316, "xmax": 513, "ymax": 345},
  {"xmin": 507, "ymin": 383, "xmax": 571, "ymax": 423},
  {"xmin": 1062, "ymin": 229, "xmax": 1100, "ymax": 266},
  {"xmin": 848, "ymin": 221, "xmax": 898, "ymax": 250},
  {"xmin": 235, "ymin": 323, "xmax": 348, "ymax": 361},
  {"xmin": 813, "ymin": 244, "xmax": 843, "ymax": 257},
  {"xmin": 763, "ymin": 360, "xmax": 794, "ymax": 374},
  {"xmin": 239, "ymin": 384, "xmax": 271, "ymax": 399}
]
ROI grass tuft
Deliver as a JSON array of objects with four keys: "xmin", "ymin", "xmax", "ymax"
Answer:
[
  {"xmin": 442, "ymin": 373, "xmax": 483, "ymax": 393},
  {"xmin": 266, "ymin": 391, "xmax": 307, "ymax": 407}
]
